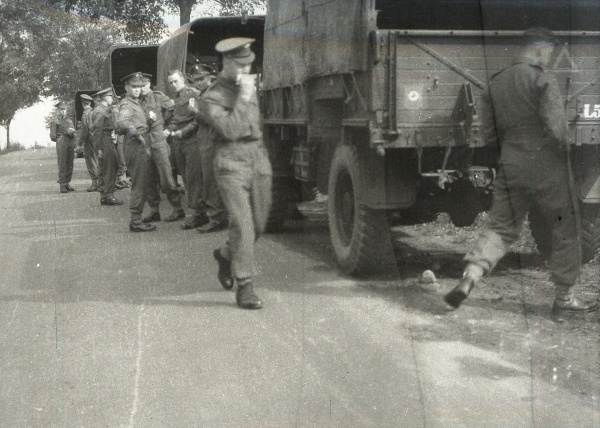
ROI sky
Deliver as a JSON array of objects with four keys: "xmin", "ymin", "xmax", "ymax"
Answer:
[{"xmin": 0, "ymin": 4, "xmax": 265, "ymax": 150}]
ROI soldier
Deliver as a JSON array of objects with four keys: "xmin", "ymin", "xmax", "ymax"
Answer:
[
  {"xmin": 187, "ymin": 65, "xmax": 228, "ymax": 233},
  {"xmin": 444, "ymin": 28, "xmax": 597, "ymax": 316},
  {"xmin": 78, "ymin": 94, "xmax": 99, "ymax": 192},
  {"xmin": 164, "ymin": 69, "xmax": 208, "ymax": 230},
  {"xmin": 139, "ymin": 74, "xmax": 186, "ymax": 223},
  {"xmin": 50, "ymin": 101, "xmax": 76, "ymax": 193},
  {"xmin": 90, "ymin": 88, "xmax": 123, "ymax": 206},
  {"xmin": 117, "ymin": 72, "xmax": 155, "ymax": 232},
  {"xmin": 202, "ymin": 37, "xmax": 272, "ymax": 309}
]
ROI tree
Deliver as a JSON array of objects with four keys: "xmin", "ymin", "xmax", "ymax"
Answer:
[
  {"xmin": 0, "ymin": 0, "xmax": 63, "ymax": 148},
  {"xmin": 45, "ymin": 0, "xmax": 167, "ymax": 43},
  {"xmin": 164, "ymin": 0, "xmax": 266, "ymax": 26},
  {"xmin": 45, "ymin": 19, "xmax": 122, "ymax": 101}
]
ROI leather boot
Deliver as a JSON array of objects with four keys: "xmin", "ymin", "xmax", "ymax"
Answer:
[
  {"xmin": 213, "ymin": 249, "xmax": 233, "ymax": 290},
  {"xmin": 87, "ymin": 180, "xmax": 99, "ymax": 192},
  {"xmin": 65, "ymin": 183, "xmax": 76, "ymax": 192},
  {"xmin": 552, "ymin": 288, "xmax": 598, "ymax": 314},
  {"xmin": 236, "ymin": 281, "xmax": 263, "ymax": 309},
  {"xmin": 444, "ymin": 275, "xmax": 476, "ymax": 308},
  {"xmin": 60, "ymin": 184, "xmax": 68, "ymax": 193}
]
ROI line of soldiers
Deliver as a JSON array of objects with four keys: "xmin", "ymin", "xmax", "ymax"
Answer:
[{"xmin": 53, "ymin": 37, "xmax": 271, "ymax": 310}]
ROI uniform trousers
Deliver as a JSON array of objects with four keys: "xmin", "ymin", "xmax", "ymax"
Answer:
[
  {"xmin": 464, "ymin": 149, "xmax": 580, "ymax": 287},
  {"xmin": 124, "ymin": 138, "xmax": 151, "ymax": 222},
  {"xmin": 173, "ymin": 138, "xmax": 206, "ymax": 216},
  {"xmin": 116, "ymin": 136, "xmax": 127, "ymax": 177},
  {"xmin": 200, "ymin": 141, "xmax": 226, "ymax": 223},
  {"xmin": 82, "ymin": 138, "xmax": 98, "ymax": 181},
  {"xmin": 98, "ymin": 135, "xmax": 118, "ymax": 198},
  {"xmin": 146, "ymin": 142, "xmax": 183, "ymax": 212},
  {"xmin": 56, "ymin": 137, "xmax": 75, "ymax": 184},
  {"xmin": 215, "ymin": 141, "xmax": 272, "ymax": 280}
]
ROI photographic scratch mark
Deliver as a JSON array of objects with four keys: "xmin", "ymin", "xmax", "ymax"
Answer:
[
  {"xmin": 128, "ymin": 304, "xmax": 147, "ymax": 428},
  {"xmin": 54, "ymin": 301, "xmax": 58, "ymax": 349},
  {"xmin": 408, "ymin": 327, "xmax": 428, "ymax": 428},
  {"xmin": 5, "ymin": 302, "xmax": 19, "ymax": 333}
]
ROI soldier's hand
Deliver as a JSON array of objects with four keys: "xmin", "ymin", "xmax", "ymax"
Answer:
[
  {"xmin": 148, "ymin": 111, "xmax": 157, "ymax": 122},
  {"xmin": 237, "ymin": 74, "xmax": 257, "ymax": 101},
  {"xmin": 98, "ymin": 149, "xmax": 103, "ymax": 159},
  {"xmin": 173, "ymin": 130, "xmax": 182, "ymax": 139},
  {"xmin": 67, "ymin": 128, "xmax": 76, "ymax": 136},
  {"xmin": 163, "ymin": 130, "xmax": 171, "ymax": 138}
]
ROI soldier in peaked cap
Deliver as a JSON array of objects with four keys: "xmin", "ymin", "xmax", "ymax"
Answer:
[
  {"xmin": 199, "ymin": 37, "xmax": 272, "ymax": 310},
  {"xmin": 138, "ymin": 73, "xmax": 186, "ymax": 224},
  {"xmin": 78, "ymin": 94, "xmax": 99, "ymax": 192},
  {"xmin": 164, "ymin": 68, "xmax": 207, "ymax": 230},
  {"xmin": 90, "ymin": 87, "xmax": 123, "ymax": 206},
  {"xmin": 188, "ymin": 64, "xmax": 216, "ymax": 92},
  {"xmin": 50, "ymin": 101, "xmax": 76, "ymax": 193},
  {"xmin": 117, "ymin": 72, "xmax": 157, "ymax": 231},
  {"xmin": 444, "ymin": 28, "xmax": 597, "ymax": 317}
]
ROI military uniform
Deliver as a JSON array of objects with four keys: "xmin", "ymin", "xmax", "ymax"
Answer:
[
  {"xmin": 166, "ymin": 84, "xmax": 207, "ymax": 228},
  {"xmin": 79, "ymin": 95, "xmax": 99, "ymax": 191},
  {"xmin": 445, "ymin": 29, "xmax": 596, "ymax": 315},
  {"xmin": 205, "ymin": 37, "xmax": 272, "ymax": 309},
  {"xmin": 90, "ymin": 89, "xmax": 120, "ymax": 204},
  {"xmin": 464, "ymin": 56, "xmax": 578, "ymax": 286},
  {"xmin": 116, "ymin": 73, "xmax": 154, "ymax": 230},
  {"xmin": 50, "ymin": 102, "xmax": 76, "ymax": 193},
  {"xmin": 141, "ymin": 83, "xmax": 185, "ymax": 221}
]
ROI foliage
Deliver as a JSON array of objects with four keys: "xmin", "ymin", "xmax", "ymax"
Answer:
[
  {"xmin": 44, "ymin": 0, "xmax": 167, "ymax": 43},
  {"xmin": 45, "ymin": 18, "xmax": 121, "ymax": 101},
  {"xmin": 0, "ymin": 142, "xmax": 26, "ymax": 155},
  {"xmin": 0, "ymin": 1, "xmax": 61, "ymax": 127},
  {"xmin": 164, "ymin": 0, "xmax": 266, "ymax": 25}
]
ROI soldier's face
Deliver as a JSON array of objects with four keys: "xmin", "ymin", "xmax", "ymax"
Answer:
[
  {"xmin": 126, "ymin": 84, "xmax": 142, "ymax": 98},
  {"xmin": 223, "ymin": 58, "xmax": 251, "ymax": 79},
  {"xmin": 58, "ymin": 108, "xmax": 66, "ymax": 116},
  {"xmin": 168, "ymin": 73, "xmax": 186, "ymax": 93},
  {"xmin": 141, "ymin": 82, "xmax": 152, "ymax": 95}
]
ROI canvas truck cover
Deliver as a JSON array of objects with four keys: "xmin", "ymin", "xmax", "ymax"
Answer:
[
  {"xmin": 263, "ymin": 0, "xmax": 367, "ymax": 90},
  {"xmin": 157, "ymin": 26, "xmax": 189, "ymax": 94}
]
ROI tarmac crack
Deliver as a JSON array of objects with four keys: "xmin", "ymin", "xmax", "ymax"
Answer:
[{"xmin": 127, "ymin": 304, "xmax": 146, "ymax": 428}]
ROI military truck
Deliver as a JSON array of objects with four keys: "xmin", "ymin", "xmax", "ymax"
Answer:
[{"xmin": 252, "ymin": 0, "xmax": 600, "ymax": 275}]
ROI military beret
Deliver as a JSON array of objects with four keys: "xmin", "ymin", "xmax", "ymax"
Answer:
[
  {"xmin": 522, "ymin": 27, "xmax": 558, "ymax": 46},
  {"xmin": 80, "ymin": 94, "xmax": 94, "ymax": 101},
  {"xmin": 93, "ymin": 87, "xmax": 113, "ymax": 98},
  {"xmin": 188, "ymin": 64, "xmax": 215, "ymax": 80},
  {"xmin": 55, "ymin": 101, "xmax": 67, "ymax": 109},
  {"xmin": 215, "ymin": 37, "xmax": 255, "ymax": 64},
  {"xmin": 121, "ymin": 72, "xmax": 146, "ymax": 86}
]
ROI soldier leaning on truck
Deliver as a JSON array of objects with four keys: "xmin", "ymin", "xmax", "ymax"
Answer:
[
  {"xmin": 201, "ymin": 37, "xmax": 273, "ymax": 310},
  {"xmin": 444, "ymin": 28, "xmax": 598, "ymax": 316},
  {"xmin": 187, "ymin": 64, "xmax": 228, "ymax": 234},
  {"xmin": 78, "ymin": 94, "xmax": 99, "ymax": 192},
  {"xmin": 90, "ymin": 88, "xmax": 123, "ymax": 207},
  {"xmin": 139, "ymin": 74, "xmax": 186, "ymax": 224},
  {"xmin": 50, "ymin": 101, "xmax": 76, "ymax": 194},
  {"xmin": 164, "ymin": 69, "xmax": 208, "ymax": 231}
]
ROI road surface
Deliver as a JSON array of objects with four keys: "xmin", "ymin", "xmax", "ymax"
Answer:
[{"xmin": 0, "ymin": 148, "xmax": 598, "ymax": 427}]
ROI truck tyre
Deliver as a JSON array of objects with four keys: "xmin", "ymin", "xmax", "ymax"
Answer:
[
  {"xmin": 581, "ymin": 204, "xmax": 600, "ymax": 263},
  {"xmin": 328, "ymin": 145, "xmax": 397, "ymax": 275},
  {"xmin": 265, "ymin": 177, "xmax": 296, "ymax": 233}
]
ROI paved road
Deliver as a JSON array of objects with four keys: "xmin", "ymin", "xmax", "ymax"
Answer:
[{"xmin": 0, "ymin": 149, "xmax": 598, "ymax": 427}]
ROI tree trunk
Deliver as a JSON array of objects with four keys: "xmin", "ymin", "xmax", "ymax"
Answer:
[
  {"xmin": 6, "ymin": 117, "xmax": 11, "ymax": 151},
  {"xmin": 179, "ymin": 0, "xmax": 195, "ymax": 25}
]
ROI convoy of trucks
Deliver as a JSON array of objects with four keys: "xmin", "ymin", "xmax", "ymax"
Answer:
[{"xmin": 78, "ymin": 0, "xmax": 600, "ymax": 275}]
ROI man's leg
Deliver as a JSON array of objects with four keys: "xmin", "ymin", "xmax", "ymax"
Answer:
[
  {"xmin": 125, "ymin": 141, "xmax": 153, "ymax": 231},
  {"xmin": 151, "ymin": 143, "xmax": 184, "ymax": 222},
  {"xmin": 83, "ymin": 139, "xmax": 99, "ymax": 191},
  {"xmin": 56, "ymin": 139, "xmax": 68, "ymax": 193},
  {"xmin": 180, "ymin": 142, "xmax": 208, "ymax": 229},
  {"xmin": 196, "ymin": 142, "xmax": 227, "ymax": 233}
]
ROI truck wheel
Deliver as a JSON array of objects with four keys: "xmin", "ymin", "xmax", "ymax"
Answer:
[
  {"xmin": 529, "ymin": 206, "xmax": 552, "ymax": 261},
  {"xmin": 265, "ymin": 177, "xmax": 296, "ymax": 233},
  {"xmin": 581, "ymin": 204, "xmax": 600, "ymax": 263},
  {"xmin": 328, "ymin": 145, "xmax": 397, "ymax": 275}
]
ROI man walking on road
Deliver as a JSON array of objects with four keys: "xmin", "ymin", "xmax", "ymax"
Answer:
[
  {"xmin": 90, "ymin": 88, "xmax": 123, "ymax": 206},
  {"xmin": 203, "ymin": 38, "xmax": 272, "ymax": 309},
  {"xmin": 117, "ymin": 72, "xmax": 156, "ymax": 232},
  {"xmin": 78, "ymin": 94, "xmax": 99, "ymax": 192},
  {"xmin": 444, "ymin": 28, "xmax": 598, "ymax": 317},
  {"xmin": 139, "ymin": 75, "xmax": 186, "ymax": 224},
  {"xmin": 50, "ymin": 101, "xmax": 76, "ymax": 194},
  {"xmin": 164, "ymin": 70, "xmax": 208, "ymax": 230}
]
